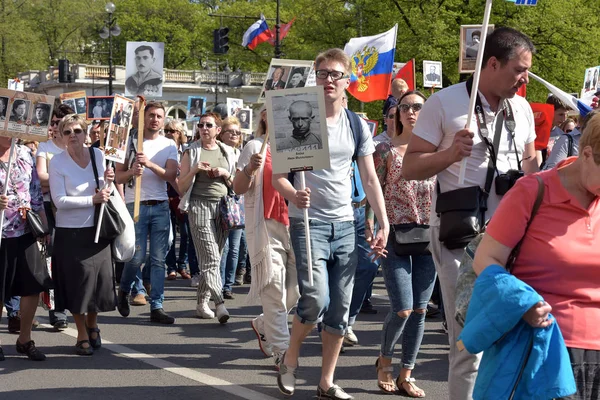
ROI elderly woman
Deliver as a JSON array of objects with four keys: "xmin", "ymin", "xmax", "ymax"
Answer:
[
  {"xmin": 233, "ymin": 108, "xmax": 300, "ymax": 367},
  {"xmin": 179, "ymin": 113, "xmax": 236, "ymax": 324},
  {"xmin": 0, "ymin": 136, "xmax": 50, "ymax": 361},
  {"xmin": 474, "ymin": 112, "xmax": 600, "ymax": 400},
  {"xmin": 371, "ymin": 91, "xmax": 436, "ymax": 397},
  {"xmin": 164, "ymin": 118, "xmax": 191, "ymax": 281},
  {"xmin": 49, "ymin": 114, "xmax": 115, "ymax": 356},
  {"xmin": 217, "ymin": 116, "xmax": 247, "ymax": 299}
]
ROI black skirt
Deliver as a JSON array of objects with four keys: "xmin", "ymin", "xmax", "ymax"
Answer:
[
  {"xmin": 52, "ymin": 227, "xmax": 116, "ymax": 314},
  {"xmin": 0, "ymin": 233, "xmax": 53, "ymax": 300}
]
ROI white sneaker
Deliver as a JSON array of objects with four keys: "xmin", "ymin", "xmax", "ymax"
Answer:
[
  {"xmin": 250, "ymin": 316, "xmax": 273, "ymax": 357},
  {"xmin": 216, "ymin": 303, "xmax": 229, "ymax": 324},
  {"xmin": 343, "ymin": 326, "xmax": 358, "ymax": 346},
  {"xmin": 273, "ymin": 352, "xmax": 284, "ymax": 370},
  {"xmin": 190, "ymin": 274, "xmax": 200, "ymax": 287},
  {"xmin": 196, "ymin": 303, "xmax": 215, "ymax": 319}
]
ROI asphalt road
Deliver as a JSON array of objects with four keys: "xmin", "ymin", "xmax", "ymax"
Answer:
[{"xmin": 0, "ymin": 277, "xmax": 449, "ymax": 399}]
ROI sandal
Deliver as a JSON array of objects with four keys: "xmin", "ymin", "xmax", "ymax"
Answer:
[
  {"xmin": 75, "ymin": 340, "xmax": 94, "ymax": 356},
  {"xmin": 375, "ymin": 357, "xmax": 398, "ymax": 394},
  {"xmin": 397, "ymin": 377, "xmax": 426, "ymax": 398},
  {"xmin": 87, "ymin": 326, "xmax": 102, "ymax": 349}
]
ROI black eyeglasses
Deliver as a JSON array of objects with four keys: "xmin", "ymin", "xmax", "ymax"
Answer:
[
  {"xmin": 315, "ymin": 70, "xmax": 349, "ymax": 81},
  {"xmin": 224, "ymin": 129, "xmax": 241, "ymax": 136},
  {"xmin": 198, "ymin": 122, "xmax": 214, "ymax": 129},
  {"xmin": 398, "ymin": 103, "xmax": 423, "ymax": 113},
  {"xmin": 62, "ymin": 128, "xmax": 84, "ymax": 135},
  {"xmin": 50, "ymin": 120, "xmax": 60, "ymax": 127},
  {"xmin": 164, "ymin": 129, "xmax": 180, "ymax": 134}
]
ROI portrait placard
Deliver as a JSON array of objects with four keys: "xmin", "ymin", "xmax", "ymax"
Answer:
[
  {"xmin": 104, "ymin": 94, "xmax": 135, "ymax": 164},
  {"xmin": 187, "ymin": 96, "xmax": 206, "ymax": 121},
  {"xmin": 259, "ymin": 59, "xmax": 315, "ymax": 102},
  {"xmin": 60, "ymin": 91, "xmax": 87, "ymax": 116},
  {"xmin": 266, "ymin": 86, "xmax": 330, "ymax": 174},
  {"xmin": 581, "ymin": 66, "xmax": 600, "ymax": 107},
  {"xmin": 125, "ymin": 41, "xmax": 164, "ymax": 98},
  {"xmin": 423, "ymin": 61, "xmax": 443, "ymax": 88},
  {"xmin": 226, "ymin": 98, "xmax": 244, "ymax": 118},
  {"xmin": 459, "ymin": 25, "xmax": 495, "ymax": 73},
  {"xmin": 0, "ymin": 89, "xmax": 54, "ymax": 142},
  {"xmin": 7, "ymin": 79, "xmax": 23, "ymax": 91},
  {"xmin": 87, "ymin": 96, "xmax": 114, "ymax": 121},
  {"xmin": 238, "ymin": 108, "xmax": 252, "ymax": 135}
]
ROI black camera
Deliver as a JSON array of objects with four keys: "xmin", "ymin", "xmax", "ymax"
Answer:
[{"xmin": 495, "ymin": 169, "xmax": 524, "ymax": 195}]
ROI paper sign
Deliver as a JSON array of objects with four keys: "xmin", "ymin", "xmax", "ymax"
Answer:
[
  {"xmin": 60, "ymin": 91, "xmax": 87, "ymax": 116},
  {"xmin": 0, "ymin": 89, "xmax": 53, "ymax": 142},
  {"xmin": 104, "ymin": 94, "xmax": 135, "ymax": 164}
]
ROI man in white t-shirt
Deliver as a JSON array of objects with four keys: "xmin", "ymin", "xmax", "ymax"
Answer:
[
  {"xmin": 403, "ymin": 27, "xmax": 539, "ymax": 399},
  {"xmin": 273, "ymin": 48, "xmax": 389, "ymax": 400},
  {"xmin": 115, "ymin": 101, "xmax": 178, "ymax": 325}
]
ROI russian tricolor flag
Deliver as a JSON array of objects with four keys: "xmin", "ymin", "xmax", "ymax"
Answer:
[
  {"xmin": 344, "ymin": 25, "xmax": 397, "ymax": 102},
  {"xmin": 242, "ymin": 17, "xmax": 274, "ymax": 50},
  {"xmin": 529, "ymin": 71, "xmax": 593, "ymax": 117}
]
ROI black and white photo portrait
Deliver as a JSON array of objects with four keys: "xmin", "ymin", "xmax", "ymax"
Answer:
[
  {"xmin": 277, "ymin": 100, "xmax": 322, "ymax": 152},
  {"xmin": 0, "ymin": 96, "xmax": 9, "ymax": 121},
  {"xmin": 238, "ymin": 108, "xmax": 251, "ymax": 131},
  {"xmin": 423, "ymin": 61, "xmax": 443, "ymax": 88},
  {"xmin": 286, "ymin": 67, "xmax": 308, "ymax": 89},
  {"xmin": 125, "ymin": 41, "xmax": 164, "ymax": 97},
  {"xmin": 62, "ymin": 98, "xmax": 76, "ymax": 111},
  {"xmin": 227, "ymin": 98, "xmax": 243, "ymax": 117},
  {"xmin": 87, "ymin": 96, "xmax": 114, "ymax": 121},
  {"xmin": 187, "ymin": 96, "xmax": 205, "ymax": 120},
  {"xmin": 9, "ymin": 99, "xmax": 30, "ymax": 123},
  {"xmin": 459, "ymin": 24, "xmax": 495, "ymax": 73},
  {"xmin": 32, "ymin": 103, "xmax": 51, "ymax": 126},
  {"xmin": 75, "ymin": 97, "xmax": 87, "ymax": 115}
]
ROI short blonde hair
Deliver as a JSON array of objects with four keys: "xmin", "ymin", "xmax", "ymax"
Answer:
[
  {"xmin": 579, "ymin": 112, "xmax": 600, "ymax": 165},
  {"xmin": 315, "ymin": 48, "xmax": 351, "ymax": 75},
  {"xmin": 58, "ymin": 114, "xmax": 88, "ymax": 136},
  {"xmin": 164, "ymin": 118, "xmax": 188, "ymax": 146},
  {"xmin": 219, "ymin": 116, "xmax": 242, "ymax": 148},
  {"xmin": 391, "ymin": 78, "xmax": 409, "ymax": 99}
]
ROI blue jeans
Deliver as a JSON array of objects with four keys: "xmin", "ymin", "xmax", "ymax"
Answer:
[
  {"xmin": 380, "ymin": 236, "xmax": 437, "ymax": 369},
  {"xmin": 289, "ymin": 217, "xmax": 357, "ymax": 336},
  {"xmin": 4, "ymin": 296, "xmax": 19, "ymax": 318},
  {"xmin": 237, "ymin": 230, "xmax": 248, "ymax": 272},
  {"xmin": 120, "ymin": 202, "xmax": 170, "ymax": 310},
  {"xmin": 220, "ymin": 229, "xmax": 244, "ymax": 292},
  {"xmin": 166, "ymin": 211, "xmax": 189, "ymax": 273},
  {"xmin": 348, "ymin": 206, "xmax": 380, "ymax": 325}
]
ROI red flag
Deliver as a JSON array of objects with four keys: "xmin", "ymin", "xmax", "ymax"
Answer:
[
  {"xmin": 393, "ymin": 59, "xmax": 415, "ymax": 92},
  {"xmin": 267, "ymin": 18, "xmax": 296, "ymax": 45},
  {"xmin": 530, "ymin": 103, "xmax": 554, "ymax": 151},
  {"xmin": 516, "ymin": 84, "xmax": 527, "ymax": 98}
]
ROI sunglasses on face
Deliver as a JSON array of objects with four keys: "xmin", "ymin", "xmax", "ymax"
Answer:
[
  {"xmin": 50, "ymin": 120, "xmax": 60, "ymax": 127},
  {"xmin": 398, "ymin": 103, "xmax": 423, "ymax": 113},
  {"xmin": 223, "ymin": 129, "xmax": 241, "ymax": 136},
  {"xmin": 315, "ymin": 70, "xmax": 349, "ymax": 81},
  {"xmin": 62, "ymin": 128, "xmax": 84, "ymax": 135},
  {"xmin": 164, "ymin": 129, "xmax": 180, "ymax": 134},
  {"xmin": 198, "ymin": 122, "xmax": 214, "ymax": 129}
]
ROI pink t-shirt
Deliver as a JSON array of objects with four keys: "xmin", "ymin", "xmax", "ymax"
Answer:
[{"xmin": 486, "ymin": 158, "xmax": 600, "ymax": 350}]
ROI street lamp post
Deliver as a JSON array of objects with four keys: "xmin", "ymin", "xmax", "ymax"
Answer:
[{"xmin": 99, "ymin": 2, "xmax": 121, "ymax": 95}]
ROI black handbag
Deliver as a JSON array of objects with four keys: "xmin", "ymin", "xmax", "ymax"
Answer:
[
  {"xmin": 23, "ymin": 208, "xmax": 49, "ymax": 239},
  {"xmin": 393, "ymin": 223, "xmax": 431, "ymax": 256},
  {"xmin": 89, "ymin": 147, "xmax": 125, "ymax": 240}
]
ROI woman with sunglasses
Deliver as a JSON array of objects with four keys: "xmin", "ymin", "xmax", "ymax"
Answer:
[
  {"xmin": 179, "ymin": 113, "xmax": 237, "ymax": 324},
  {"xmin": 163, "ymin": 119, "xmax": 192, "ymax": 281},
  {"xmin": 217, "ymin": 116, "xmax": 247, "ymax": 300},
  {"xmin": 369, "ymin": 91, "xmax": 436, "ymax": 397},
  {"xmin": 49, "ymin": 114, "xmax": 116, "ymax": 356}
]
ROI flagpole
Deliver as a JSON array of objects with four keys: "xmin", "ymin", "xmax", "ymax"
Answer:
[
  {"xmin": 274, "ymin": 0, "xmax": 281, "ymax": 58},
  {"xmin": 458, "ymin": 0, "xmax": 493, "ymax": 185}
]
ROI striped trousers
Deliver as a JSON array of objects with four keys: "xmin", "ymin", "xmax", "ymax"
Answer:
[{"xmin": 188, "ymin": 198, "xmax": 227, "ymax": 306}]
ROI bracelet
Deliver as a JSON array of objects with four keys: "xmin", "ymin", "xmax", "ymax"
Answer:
[{"xmin": 243, "ymin": 165, "xmax": 254, "ymax": 179}]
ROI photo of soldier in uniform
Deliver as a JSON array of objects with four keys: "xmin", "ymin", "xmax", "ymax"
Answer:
[
  {"xmin": 32, "ymin": 103, "xmax": 51, "ymax": 127},
  {"xmin": 276, "ymin": 100, "xmax": 323, "ymax": 153},
  {"xmin": 125, "ymin": 42, "xmax": 164, "ymax": 97},
  {"xmin": 459, "ymin": 24, "xmax": 495, "ymax": 73}
]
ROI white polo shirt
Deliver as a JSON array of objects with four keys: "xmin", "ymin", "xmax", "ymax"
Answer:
[{"xmin": 413, "ymin": 82, "xmax": 536, "ymax": 226}]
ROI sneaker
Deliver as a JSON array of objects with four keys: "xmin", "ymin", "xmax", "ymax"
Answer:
[
  {"xmin": 317, "ymin": 384, "xmax": 354, "ymax": 400},
  {"xmin": 273, "ymin": 352, "xmax": 284, "ymax": 370},
  {"xmin": 8, "ymin": 316, "xmax": 20, "ymax": 334},
  {"xmin": 53, "ymin": 320, "xmax": 68, "ymax": 332},
  {"xmin": 196, "ymin": 303, "xmax": 215, "ymax": 319},
  {"xmin": 117, "ymin": 290, "xmax": 130, "ymax": 317},
  {"xmin": 216, "ymin": 303, "xmax": 229, "ymax": 324},
  {"xmin": 150, "ymin": 308, "xmax": 175, "ymax": 324},
  {"xmin": 130, "ymin": 293, "xmax": 147, "ymax": 306},
  {"xmin": 343, "ymin": 326, "xmax": 358, "ymax": 346},
  {"xmin": 16, "ymin": 339, "xmax": 46, "ymax": 361},
  {"xmin": 190, "ymin": 274, "xmax": 200, "ymax": 288},
  {"xmin": 277, "ymin": 356, "xmax": 297, "ymax": 396},
  {"xmin": 250, "ymin": 316, "xmax": 273, "ymax": 357},
  {"xmin": 223, "ymin": 290, "xmax": 234, "ymax": 300}
]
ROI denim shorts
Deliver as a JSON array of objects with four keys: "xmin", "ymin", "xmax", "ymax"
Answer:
[
  {"xmin": 289, "ymin": 217, "xmax": 357, "ymax": 336},
  {"xmin": 559, "ymin": 347, "xmax": 600, "ymax": 400}
]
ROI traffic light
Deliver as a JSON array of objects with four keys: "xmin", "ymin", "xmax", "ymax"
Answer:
[
  {"xmin": 58, "ymin": 59, "xmax": 71, "ymax": 83},
  {"xmin": 213, "ymin": 27, "xmax": 229, "ymax": 55}
]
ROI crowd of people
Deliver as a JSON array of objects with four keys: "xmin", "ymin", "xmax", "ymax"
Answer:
[{"xmin": 0, "ymin": 26, "xmax": 598, "ymax": 400}]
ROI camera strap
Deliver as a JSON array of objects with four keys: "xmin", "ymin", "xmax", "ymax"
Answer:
[{"xmin": 465, "ymin": 76, "xmax": 516, "ymax": 194}]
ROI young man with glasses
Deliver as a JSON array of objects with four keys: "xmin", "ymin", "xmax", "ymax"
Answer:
[
  {"xmin": 115, "ymin": 101, "xmax": 178, "ymax": 324},
  {"xmin": 273, "ymin": 48, "xmax": 389, "ymax": 400}
]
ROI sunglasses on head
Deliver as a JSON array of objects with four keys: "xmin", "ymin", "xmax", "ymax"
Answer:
[
  {"xmin": 198, "ymin": 122, "xmax": 214, "ymax": 129},
  {"xmin": 62, "ymin": 128, "xmax": 84, "ymax": 135},
  {"xmin": 398, "ymin": 103, "xmax": 423, "ymax": 113}
]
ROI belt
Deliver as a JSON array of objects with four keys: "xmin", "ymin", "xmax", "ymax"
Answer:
[
  {"xmin": 352, "ymin": 198, "xmax": 367, "ymax": 208},
  {"xmin": 140, "ymin": 200, "xmax": 166, "ymax": 206}
]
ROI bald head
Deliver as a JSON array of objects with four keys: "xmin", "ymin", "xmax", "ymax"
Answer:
[{"xmin": 289, "ymin": 101, "xmax": 314, "ymax": 137}]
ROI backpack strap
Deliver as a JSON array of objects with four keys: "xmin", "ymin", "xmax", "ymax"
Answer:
[
  {"xmin": 566, "ymin": 133, "xmax": 574, "ymax": 157},
  {"xmin": 344, "ymin": 108, "xmax": 363, "ymax": 162}
]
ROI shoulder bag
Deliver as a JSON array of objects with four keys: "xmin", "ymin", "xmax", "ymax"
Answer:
[
  {"xmin": 214, "ymin": 143, "xmax": 245, "ymax": 231},
  {"xmin": 454, "ymin": 175, "xmax": 545, "ymax": 327}
]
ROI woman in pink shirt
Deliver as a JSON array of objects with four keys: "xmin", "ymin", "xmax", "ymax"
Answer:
[{"xmin": 474, "ymin": 112, "xmax": 600, "ymax": 400}]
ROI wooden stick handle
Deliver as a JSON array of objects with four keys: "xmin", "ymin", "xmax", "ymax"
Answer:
[{"xmin": 133, "ymin": 97, "xmax": 146, "ymax": 223}]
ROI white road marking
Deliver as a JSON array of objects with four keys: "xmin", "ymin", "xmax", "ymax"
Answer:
[{"xmin": 39, "ymin": 323, "xmax": 279, "ymax": 400}]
